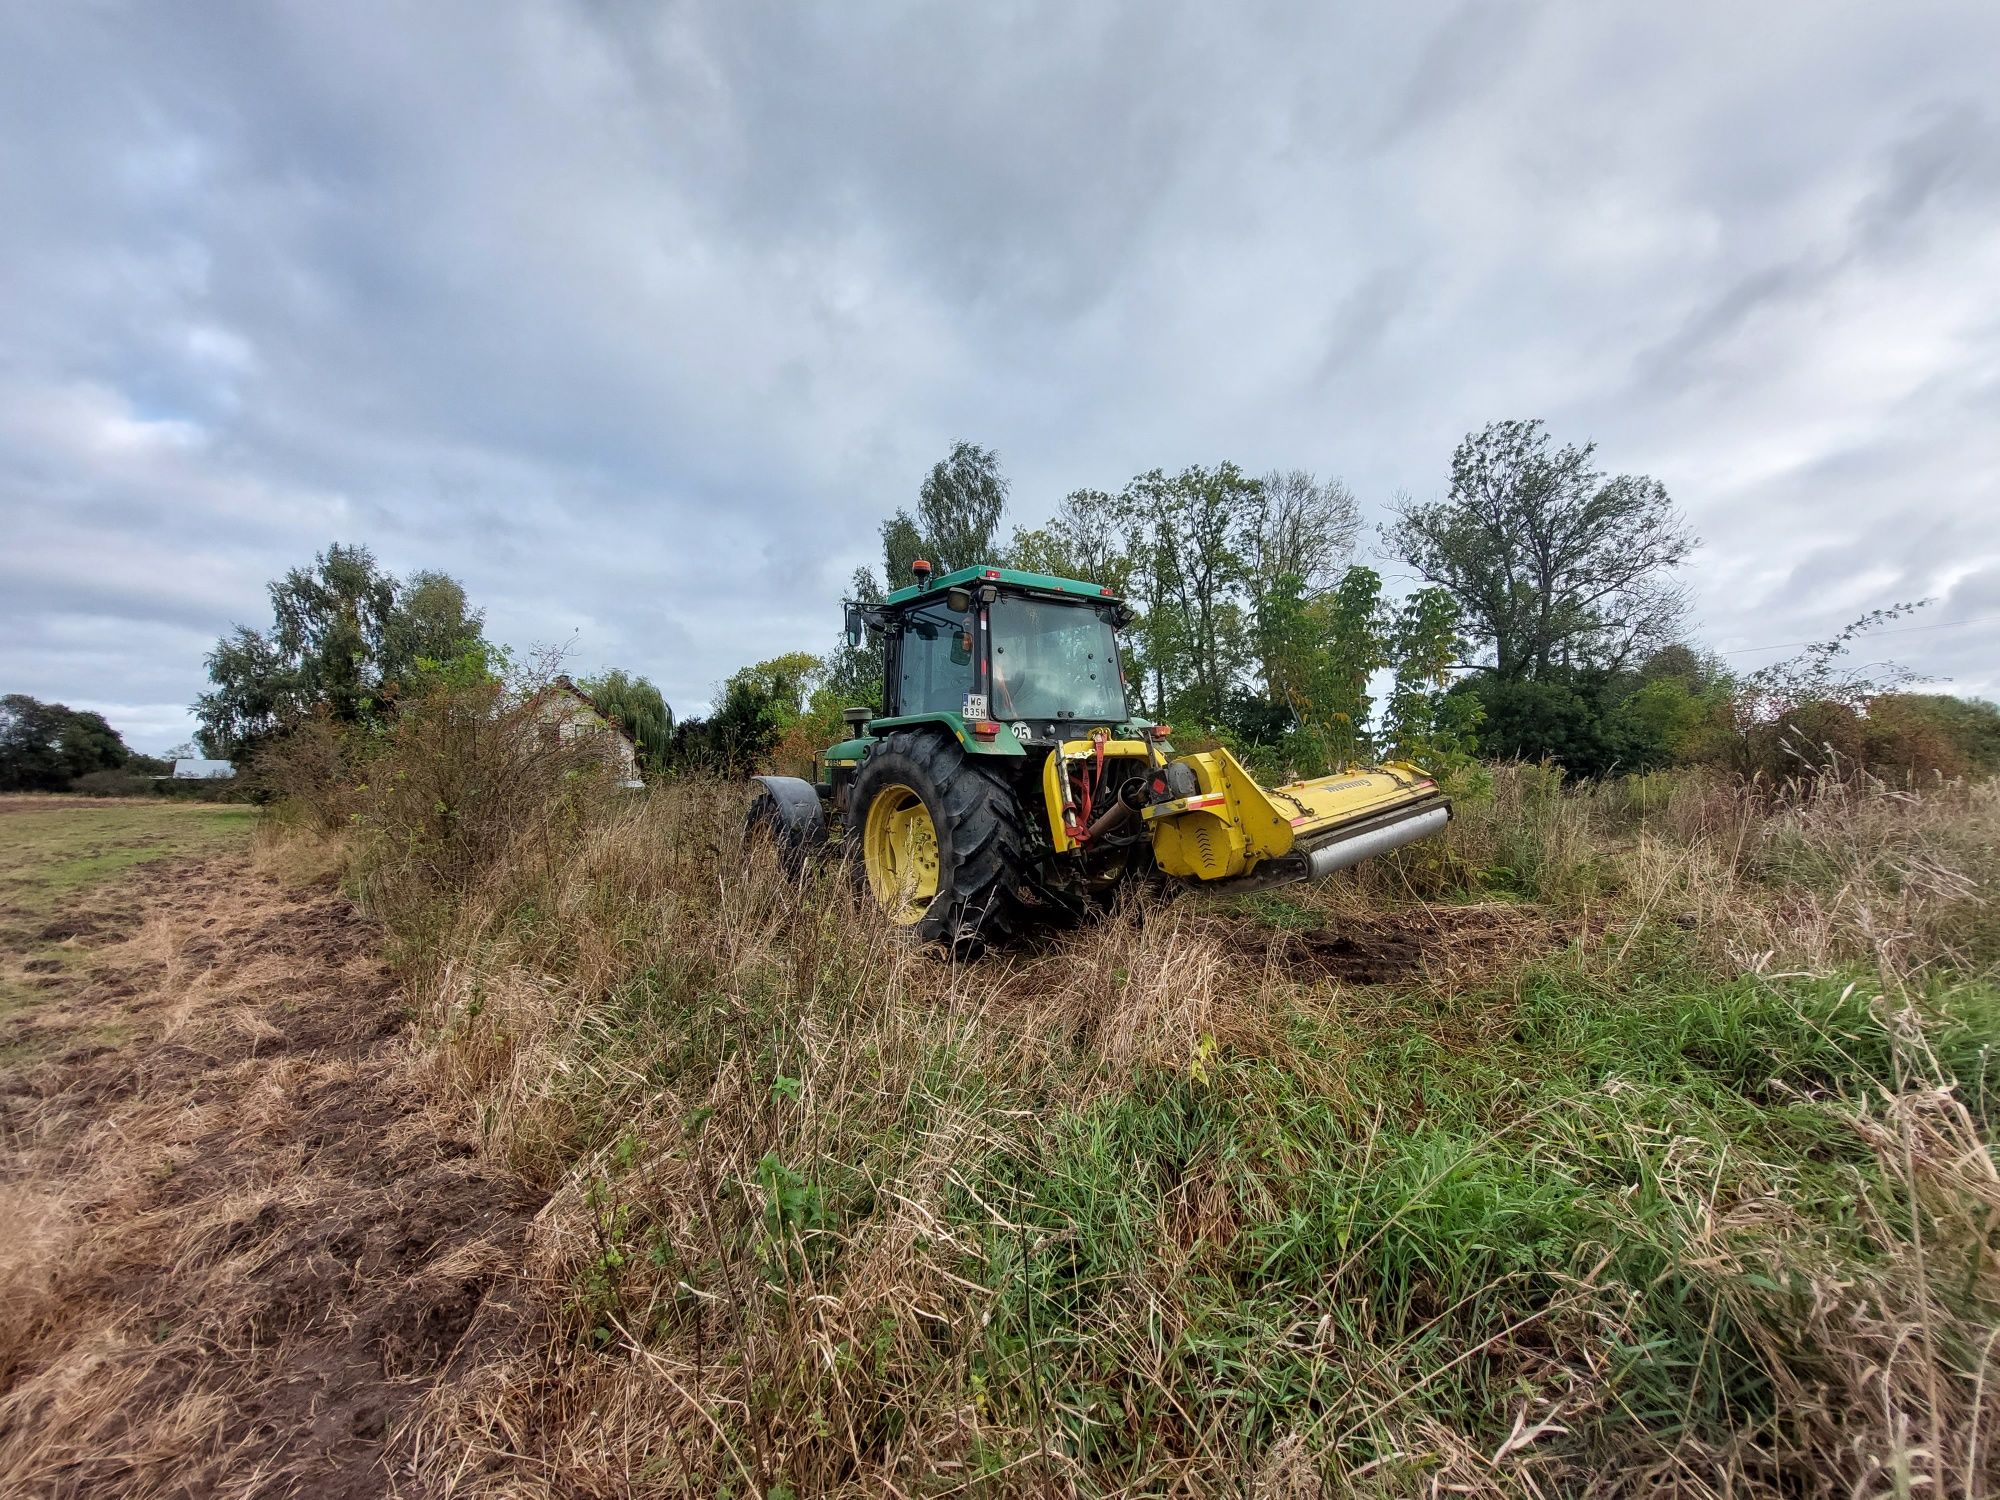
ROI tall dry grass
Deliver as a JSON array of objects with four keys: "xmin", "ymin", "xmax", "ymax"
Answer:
[{"xmin": 280, "ymin": 705, "xmax": 2000, "ymax": 1498}]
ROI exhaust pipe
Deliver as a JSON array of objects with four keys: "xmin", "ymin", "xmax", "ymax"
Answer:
[{"xmin": 1301, "ymin": 803, "xmax": 1450, "ymax": 881}]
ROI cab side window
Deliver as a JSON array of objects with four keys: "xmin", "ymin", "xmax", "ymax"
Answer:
[{"xmin": 894, "ymin": 600, "xmax": 974, "ymax": 715}]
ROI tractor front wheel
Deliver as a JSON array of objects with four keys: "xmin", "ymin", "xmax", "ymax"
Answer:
[{"xmin": 846, "ymin": 730, "xmax": 1037, "ymax": 957}]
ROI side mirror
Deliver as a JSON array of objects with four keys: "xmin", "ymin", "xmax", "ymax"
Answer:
[
  {"xmin": 945, "ymin": 586, "xmax": 973, "ymax": 614},
  {"xmin": 844, "ymin": 605, "xmax": 864, "ymax": 647}
]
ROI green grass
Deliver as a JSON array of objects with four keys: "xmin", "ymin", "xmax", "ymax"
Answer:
[
  {"xmin": 526, "ymin": 901, "xmax": 1997, "ymax": 1489},
  {"xmin": 0, "ymin": 800, "xmax": 253, "ymax": 911},
  {"xmin": 931, "ymin": 948, "xmax": 1996, "ymax": 1481}
]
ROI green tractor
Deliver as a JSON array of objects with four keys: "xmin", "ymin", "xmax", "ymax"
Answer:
[{"xmin": 747, "ymin": 560, "xmax": 1450, "ymax": 954}]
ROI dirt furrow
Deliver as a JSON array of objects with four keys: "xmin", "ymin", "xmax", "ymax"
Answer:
[{"xmin": 0, "ymin": 853, "xmax": 540, "ymax": 1499}]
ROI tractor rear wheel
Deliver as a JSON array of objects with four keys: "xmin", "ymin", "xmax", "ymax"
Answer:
[{"xmin": 847, "ymin": 729, "xmax": 1038, "ymax": 957}]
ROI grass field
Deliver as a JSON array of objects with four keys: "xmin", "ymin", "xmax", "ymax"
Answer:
[
  {"xmin": 0, "ymin": 797, "xmax": 253, "ymax": 1017},
  {"xmin": 290, "ymin": 725, "xmax": 1998, "ymax": 1498},
  {"xmin": 18, "ymin": 759, "xmax": 1988, "ymax": 1495}
]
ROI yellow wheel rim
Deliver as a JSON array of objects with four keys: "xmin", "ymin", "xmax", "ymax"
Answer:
[{"xmin": 862, "ymin": 782, "xmax": 939, "ymax": 924}]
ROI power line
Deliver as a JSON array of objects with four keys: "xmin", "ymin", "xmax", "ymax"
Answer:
[{"xmin": 1716, "ymin": 613, "xmax": 2000, "ymax": 658}]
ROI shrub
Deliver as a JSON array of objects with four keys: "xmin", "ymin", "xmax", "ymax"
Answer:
[
  {"xmin": 239, "ymin": 711, "xmax": 355, "ymax": 826},
  {"xmin": 69, "ymin": 768, "xmax": 154, "ymax": 797},
  {"xmin": 346, "ymin": 676, "xmax": 619, "ymax": 926},
  {"xmin": 1734, "ymin": 695, "xmax": 1993, "ymax": 784}
]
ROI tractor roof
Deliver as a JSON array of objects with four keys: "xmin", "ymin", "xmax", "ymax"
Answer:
[{"xmin": 881, "ymin": 563, "xmax": 1119, "ymax": 608}]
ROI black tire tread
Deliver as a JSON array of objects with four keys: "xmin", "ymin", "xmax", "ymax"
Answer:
[{"xmin": 847, "ymin": 730, "xmax": 1040, "ymax": 955}]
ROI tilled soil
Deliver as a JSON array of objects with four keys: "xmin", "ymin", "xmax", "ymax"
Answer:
[
  {"xmin": 1216, "ymin": 901, "xmax": 1562, "ymax": 988},
  {"xmin": 0, "ymin": 854, "xmax": 540, "ymax": 1498}
]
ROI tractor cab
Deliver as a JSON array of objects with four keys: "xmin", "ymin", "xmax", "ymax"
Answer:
[{"xmin": 844, "ymin": 562, "xmax": 1141, "ymax": 750}]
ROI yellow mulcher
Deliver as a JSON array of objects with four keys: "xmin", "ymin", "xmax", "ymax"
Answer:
[{"xmin": 747, "ymin": 561, "xmax": 1449, "ymax": 955}]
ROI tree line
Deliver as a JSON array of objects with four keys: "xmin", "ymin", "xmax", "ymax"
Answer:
[
  {"xmin": 183, "ymin": 423, "xmax": 2000, "ymax": 788},
  {"xmin": 0, "ymin": 696, "xmax": 164, "ymax": 793},
  {"xmin": 680, "ymin": 423, "xmax": 1998, "ymax": 783}
]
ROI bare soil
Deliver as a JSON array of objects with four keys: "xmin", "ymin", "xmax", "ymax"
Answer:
[
  {"xmin": 1213, "ymin": 900, "xmax": 1563, "ymax": 988},
  {"xmin": 0, "ymin": 851, "xmax": 540, "ymax": 1498}
]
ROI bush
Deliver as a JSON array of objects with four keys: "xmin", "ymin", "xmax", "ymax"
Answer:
[
  {"xmin": 1456, "ymin": 677, "xmax": 1614, "ymax": 774},
  {"xmin": 69, "ymin": 768, "xmax": 155, "ymax": 797},
  {"xmin": 1735, "ymin": 695, "xmax": 1990, "ymax": 784},
  {"xmin": 344, "ymin": 676, "xmax": 621, "ymax": 924},
  {"xmin": 240, "ymin": 712, "xmax": 354, "ymax": 826}
]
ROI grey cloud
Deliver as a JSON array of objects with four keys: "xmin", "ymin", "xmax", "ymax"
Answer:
[
  {"xmin": 1852, "ymin": 103, "xmax": 2000, "ymax": 252},
  {"xmin": 1637, "ymin": 101, "xmax": 2000, "ymax": 393},
  {"xmin": 1371, "ymin": 0, "xmax": 1541, "ymax": 148},
  {"xmin": 4, "ymin": 0, "xmax": 1999, "ymax": 742},
  {"xmin": 1312, "ymin": 265, "xmax": 1422, "ymax": 385}
]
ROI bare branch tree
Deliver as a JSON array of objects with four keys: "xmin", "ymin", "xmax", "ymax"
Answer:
[{"xmin": 1253, "ymin": 470, "xmax": 1360, "ymax": 598}]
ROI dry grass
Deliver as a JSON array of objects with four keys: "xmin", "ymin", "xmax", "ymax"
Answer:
[
  {"xmin": 0, "ymin": 842, "xmax": 536, "ymax": 1499},
  {"xmin": 31, "ymin": 686, "xmax": 1978, "ymax": 1497},
  {"xmin": 283, "ymin": 735, "xmax": 1996, "ymax": 1498}
]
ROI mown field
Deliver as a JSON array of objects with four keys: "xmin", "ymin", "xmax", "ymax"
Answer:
[
  {"xmin": 284, "ymin": 715, "xmax": 1998, "ymax": 1498},
  {"xmin": 0, "ymin": 794, "xmax": 540, "ymax": 1498},
  {"xmin": 0, "ymin": 797, "xmax": 253, "ymax": 1024}
]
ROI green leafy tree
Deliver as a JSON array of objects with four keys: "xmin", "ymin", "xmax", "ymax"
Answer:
[
  {"xmin": 55, "ymin": 709, "xmax": 130, "ymax": 781},
  {"xmin": 879, "ymin": 440, "xmax": 1011, "ymax": 588},
  {"xmin": 1129, "ymin": 463, "xmax": 1264, "ymax": 722},
  {"xmin": 1005, "ymin": 489, "xmax": 1138, "ymax": 593},
  {"xmin": 0, "ymin": 695, "xmax": 134, "ymax": 791},
  {"xmin": 1604, "ymin": 677, "xmax": 1721, "ymax": 770},
  {"xmin": 1610, "ymin": 645, "xmax": 1734, "ymax": 766},
  {"xmin": 383, "ymin": 572, "xmax": 485, "ymax": 690},
  {"xmin": 722, "ymin": 653, "xmax": 821, "ymax": 729},
  {"xmin": 2, "ymin": 695, "xmax": 72, "ymax": 790},
  {"xmin": 197, "ymin": 626, "xmax": 293, "ymax": 759},
  {"xmin": 1006, "ymin": 488, "xmax": 1156, "ymax": 707},
  {"xmin": 825, "ymin": 570, "xmax": 887, "ymax": 713},
  {"xmin": 1255, "ymin": 567, "xmax": 1390, "ymax": 771},
  {"xmin": 1455, "ymin": 677, "xmax": 1613, "ymax": 773},
  {"xmin": 915, "ymin": 440, "xmax": 1009, "ymax": 573},
  {"xmin": 195, "ymin": 544, "xmax": 485, "ymax": 758},
  {"xmin": 879, "ymin": 512, "xmax": 927, "ymax": 593},
  {"xmin": 578, "ymin": 670, "xmax": 674, "ymax": 776},
  {"xmin": 1246, "ymin": 470, "xmax": 1360, "ymax": 693},
  {"xmin": 671, "ymin": 652, "xmax": 824, "ymax": 774},
  {"xmin": 1388, "ymin": 420, "xmax": 1697, "ymax": 680},
  {"xmin": 266, "ymin": 543, "xmax": 398, "ymax": 723},
  {"xmin": 1382, "ymin": 587, "xmax": 1481, "ymax": 768}
]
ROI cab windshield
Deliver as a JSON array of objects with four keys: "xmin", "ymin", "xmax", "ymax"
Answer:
[{"xmin": 988, "ymin": 596, "xmax": 1126, "ymax": 723}]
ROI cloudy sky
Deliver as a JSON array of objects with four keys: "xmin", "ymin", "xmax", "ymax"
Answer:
[{"xmin": 3, "ymin": 2, "xmax": 1997, "ymax": 751}]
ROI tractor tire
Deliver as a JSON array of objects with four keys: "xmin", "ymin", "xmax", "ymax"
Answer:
[{"xmin": 846, "ymin": 729, "xmax": 1038, "ymax": 958}]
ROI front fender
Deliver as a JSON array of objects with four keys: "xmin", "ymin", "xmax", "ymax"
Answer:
[{"xmin": 748, "ymin": 775, "xmax": 827, "ymax": 867}]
